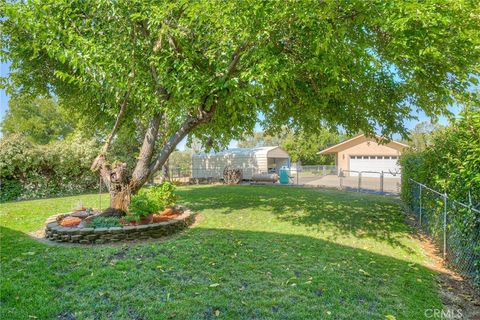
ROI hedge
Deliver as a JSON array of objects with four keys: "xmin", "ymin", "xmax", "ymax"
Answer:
[
  {"xmin": 400, "ymin": 107, "xmax": 480, "ymax": 286},
  {"xmin": 0, "ymin": 134, "xmax": 99, "ymax": 202}
]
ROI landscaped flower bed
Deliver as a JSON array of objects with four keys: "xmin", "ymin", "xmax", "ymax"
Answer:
[
  {"xmin": 43, "ymin": 182, "xmax": 196, "ymax": 244},
  {"xmin": 44, "ymin": 207, "xmax": 195, "ymax": 244}
]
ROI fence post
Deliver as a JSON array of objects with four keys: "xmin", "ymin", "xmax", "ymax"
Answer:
[
  {"xmin": 357, "ymin": 172, "xmax": 362, "ymax": 192},
  {"xmin": 443, "ymin": 193, "xmax": 448, "ymax": 260},
  {"xmin": 339, "ymin": 169, "xmax": 343, "ymax": 190},
  {"xmin": 419, "ymin": 184, "xmax": 422, "ymax": 227},
  {"xmin": 98, "ymin": 175, "xmax": 102, "ymax": 210},
  {"xmin": 296, "ymin": 163, "xmax": 299, "ymax": 185},
  {"xmin": 380, "ymin": 171, "xmax": 384, "ymax": 193}
]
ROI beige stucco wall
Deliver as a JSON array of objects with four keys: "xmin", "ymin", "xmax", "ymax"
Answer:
[{"xmin": 336, "ymin": 139, "xmax": 404, "ymax": 173}]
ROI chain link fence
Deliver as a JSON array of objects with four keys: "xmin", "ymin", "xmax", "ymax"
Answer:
[
  {"xmin": 407, "ymin": 178, "xmax": 480, "ymax": 287},
  {"xmin": 162, "ymin": 164, "xmax": 401, "ymax": 195}
]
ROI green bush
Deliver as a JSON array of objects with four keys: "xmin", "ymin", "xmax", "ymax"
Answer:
[
  {"xmin": 400, "ymin": 107, "xmax": 480, "ymax": 285},
  {"xmin": 401, "ymin": 107, "xmax": 480, "ymax": 205},
  {"xmin": 128, "ymin": 192, "xmax": 160, "ymax": 217},
  {"xmin": 149, "ymin": 182, "xmax": 177, "ymax": 208},
  {"xmin": 128, "ymin": 182, "xmax": 177, "ymax": 217},
  {"xmin": 0, "ymin": 179, "xmax": 24, "ymax": 203},
  {"xmin": 0, "ymin": 134, "xmax": 99, "ymax": 202},
  {"xmin": 88, "ymin": 216, "xmax": 121, "ymax": 228}
]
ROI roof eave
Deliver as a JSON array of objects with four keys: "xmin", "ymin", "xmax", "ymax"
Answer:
[{"xmin": 316, "ymin": 134, "xmax": 410, "ymax": 154}]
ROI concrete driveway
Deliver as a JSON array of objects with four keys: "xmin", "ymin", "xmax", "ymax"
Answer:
[{"xmin": 298, "ymin": 174, "xmax": 401, "ymax": 194}]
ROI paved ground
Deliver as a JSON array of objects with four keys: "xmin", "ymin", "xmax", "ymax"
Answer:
[{"xmin": 298, "ymin": 174, "xmax": 401, "ymax": 194}]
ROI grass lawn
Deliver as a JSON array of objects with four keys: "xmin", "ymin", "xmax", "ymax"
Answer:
[{"xmin": 0, "ymin": 186, "xmax": 441, "ymax": 319}]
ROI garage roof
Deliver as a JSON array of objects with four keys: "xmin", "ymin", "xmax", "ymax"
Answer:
[{"xmin": 317, "ymin": 134, "xmax": 409, "ymax": 155}]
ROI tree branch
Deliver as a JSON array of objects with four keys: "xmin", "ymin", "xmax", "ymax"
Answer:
[
  {"xmin": 226, "ymin": 43, "xmax": 249, "ymax": 77},
  {"xmin": 131, "ymin": 112, "xmax": 163, "ymax": 183},
  {"xmin": 137, "ymin": 21, "xmax": 170, "ymax": 104},
  {"xmin": 91, "ymin": 81, "xmax": 132, "ymax": 172},
  {"xmin": 147, "ymin": 110, "xmax": 215, "ymax": 180}
]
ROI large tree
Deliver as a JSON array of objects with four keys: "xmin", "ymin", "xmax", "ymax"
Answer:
[{"xmin": 1, "ymin": 0, "xmax": 479, "ymax": 212}]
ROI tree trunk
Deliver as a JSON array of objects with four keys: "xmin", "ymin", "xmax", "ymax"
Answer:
[
  {"xmin": 108, "ymin": 187, "xmax": 132, "ymax": 214},
  {"xmin": 95, "ymin": 157, "xmax": 132, "ymax": 216}
]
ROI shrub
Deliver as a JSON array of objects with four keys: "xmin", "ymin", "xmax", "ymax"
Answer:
[
  {"xmin": 88, "ymin": 216, "xmax": 121, "ymax": 228},
  {"xmin": 0, "ymin": 179, "xmax": 24, "ymax": 203},
  {"xmin": 400, "ymin": 107, "xmax": 480, "ymax": 286},
  {"xmin": 401, "ymin": 107, "xmax": 480, "ymax": 205},
  {"xmin": 128, "ymin": 182, "xmax": 177, "ymax": 217},
  {"xmin": 128, "ymin": 192, "xmax": 160, "ymax": 217},
  {"xmin": 149, "ymin": 182, "xmax": 177, "ymax": 208},
  {"xmin": 0, "ymin": 134, "xmax": 99, "ymax": 202}
]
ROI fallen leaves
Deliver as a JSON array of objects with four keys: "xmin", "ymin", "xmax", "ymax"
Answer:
[{"xmin": 359, "ymin": 269, "xmax": 371, "ymax": 277}]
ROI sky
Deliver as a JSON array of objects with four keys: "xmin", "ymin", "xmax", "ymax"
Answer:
[
  {"xmin": 0, "ymin": 62, "xmax": 9, "ymax": 125},
  {"xmin": 0, "ymin": 60, "xmax": 455, "ymax": 150}
]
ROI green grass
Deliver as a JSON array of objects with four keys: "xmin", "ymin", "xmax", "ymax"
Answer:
[{"xmin": 0, "ymin": 186, "xmax": 441, "ymax": 319}]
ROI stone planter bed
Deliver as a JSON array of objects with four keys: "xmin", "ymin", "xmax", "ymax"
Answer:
[{"xmin": 44, "ymin": 210, "xmax": 196, "ymax": 244}]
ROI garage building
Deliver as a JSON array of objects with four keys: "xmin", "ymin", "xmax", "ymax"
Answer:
[
  {"xmin": 318, "ymin": 134, "xmax": 409, "ymax": 177},
  {"xmin": 192, "ymin": 146, "xmax": 290, "ymax": 180}
]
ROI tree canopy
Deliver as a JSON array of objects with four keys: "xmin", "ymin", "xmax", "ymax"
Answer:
[
  {"xmin": 1, "ymin": 96, "xmax": 75, "ymax": 144},
  {"xmin": 1, "ymin": 0, "xmax": 479, "ymax": 209}
]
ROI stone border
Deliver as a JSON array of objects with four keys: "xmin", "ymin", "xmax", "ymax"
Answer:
[{"xmin": 44, "ymin": 210, "xmax": 196, "ymax": 244}]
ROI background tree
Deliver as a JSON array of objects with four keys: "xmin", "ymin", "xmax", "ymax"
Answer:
[
  {"xmin": 281, "ymin": 129, "xmax": 344, "ymax": 165},
  {"xmin": 1, "ymin": 96, "xmax": 75, "ymax": 144},
  {"xmin": 2, "ymin": 0, "xmax": 479, "ymax": 212},
  {"xmin": 238, "ymin": 129, "xmax": 343, "ymax": 165},
  {"xmin": 402, "ymin": 121, "xmax": 443, "ymax": 152},
  {"xmin": 168, "ymin": 150, "xmax": 193, "ymax": 175},
  {"xmin": 237, "ymin": 132, "xmax": 284, "ymax": 148}
]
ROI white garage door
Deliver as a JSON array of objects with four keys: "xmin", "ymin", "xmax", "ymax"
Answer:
[{"xmin": 349, "ymin": 156, "xmax": 401, "ymax": 177}]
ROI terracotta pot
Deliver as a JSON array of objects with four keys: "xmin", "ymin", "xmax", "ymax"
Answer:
[
  {"xmin": 153, "ymin": 214, "xmax": 172, "ymax": 223},
  {"xmin": 59, "ymin": 216, "xmax": 82, "ymax": 228},
  {"xmin": 161, "ymin": 206, "xmax": 175, "ymax": 216}
]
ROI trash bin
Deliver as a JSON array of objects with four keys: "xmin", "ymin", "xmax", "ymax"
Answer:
[{"xmin": 279, "ymin": 168, "xmax": 290, "ymax": 185}]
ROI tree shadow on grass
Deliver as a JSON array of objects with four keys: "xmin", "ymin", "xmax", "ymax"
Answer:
[
  {"xmin": 0, "ymin": 225, "xmax": 441, "ymax": 320},
  {"xmin": 179, "ymin": 185, "xmax": 414, "ymax": 251}
]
